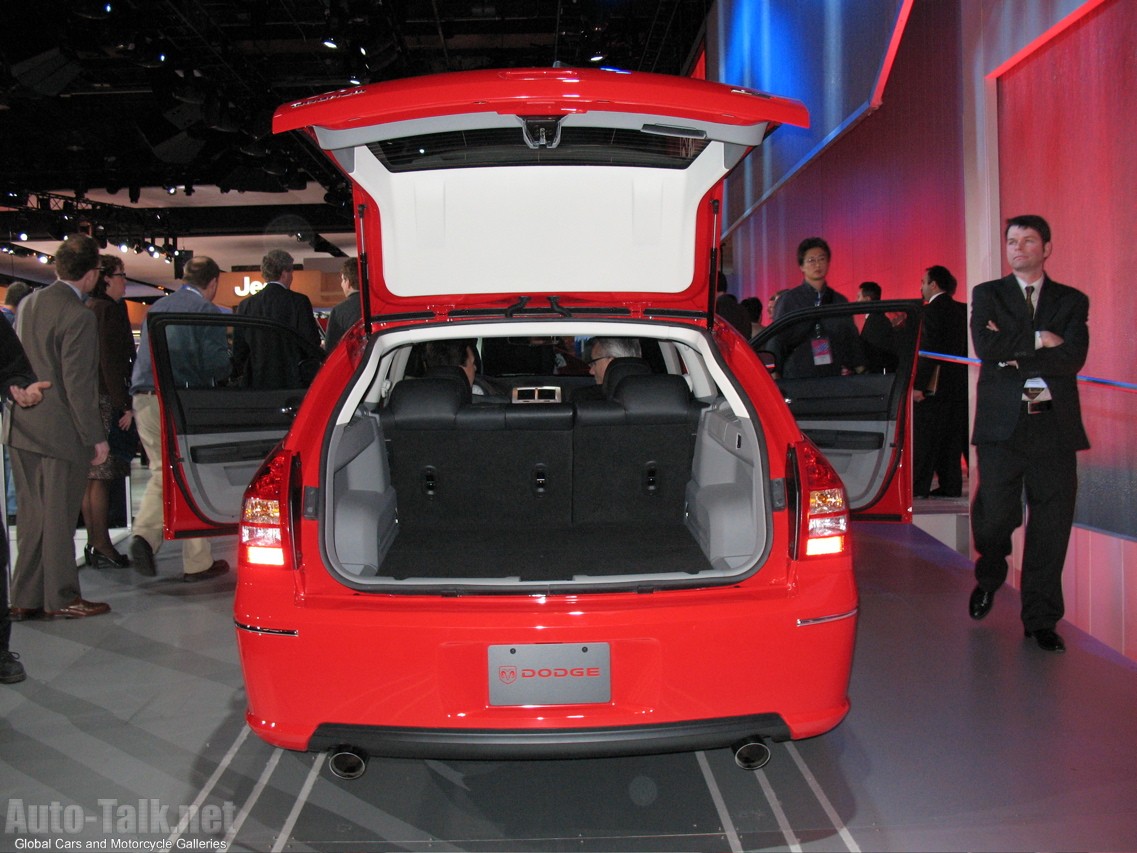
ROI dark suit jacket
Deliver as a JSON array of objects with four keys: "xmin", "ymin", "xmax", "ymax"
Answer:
[
  {"xmin": 233, "ymin": 281, "xmax": 324, "ymax": 388},
  {"xmin": 89, "ymin": 293, "xmax": 136, "ymax": 411},
  {"xmin": 970, "ymin": 274, "xmax": 1089, "ymax": 450},
  {"xmin": 0, "ymin": 319, "xmax": 36, "ymax": 397},
  {"xmin": 324, "ymin": 290, "xmax": 361, "ymax": 351},
  {"xmin": 235, "ymin": 281, "xmax": 322, "ymax": 347},
  {"xmin": 915, "ymin": 292, "xmax": 967, "ymax": 400},
  {"xmin": 860, "ymin": 311, "xmax": 898, "ymax": 373},
  {"xmin": 5, "ymin": 282, "xmax": 104, "ymax": 464}
]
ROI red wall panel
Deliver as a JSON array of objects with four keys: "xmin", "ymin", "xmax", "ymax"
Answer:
[{"xmin": 997, "ymin": 0, "xmax": 1137, "ymax": 538}]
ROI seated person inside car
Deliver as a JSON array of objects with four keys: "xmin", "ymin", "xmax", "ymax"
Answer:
[
  {"xmin": 420, "ymin": 338, "xmax": 506, "ymax": 400},
  {"xmin": 423, "ymin": 339, "xmax": 476, "ymax": 387},
  {"xmin": 573, "ymin": 337, "xmax": 647, "ymax": 402}
]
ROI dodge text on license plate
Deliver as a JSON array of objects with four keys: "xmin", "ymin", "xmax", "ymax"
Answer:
[{"xmin": 488, "ymin": 643, "xmax": 611, "ymax": 706}]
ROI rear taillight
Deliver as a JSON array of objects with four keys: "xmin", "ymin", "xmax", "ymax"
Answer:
[
  {"xmin": 240, "ymin": 449, "xmax": 295, "ymax": 569},
  {"xmin": 792, "ymin": 439, "xmax": 849, "ymax": 558}
]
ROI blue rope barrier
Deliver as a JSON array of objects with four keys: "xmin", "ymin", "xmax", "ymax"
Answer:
[{"xmin": 917, "ymin": 350, "xmax": 1137, "ymax": 394}]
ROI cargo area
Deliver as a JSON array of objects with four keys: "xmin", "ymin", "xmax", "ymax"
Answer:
[{"xmin": 323, "ymin": 342, "xmax": 770, "ymax": 590}]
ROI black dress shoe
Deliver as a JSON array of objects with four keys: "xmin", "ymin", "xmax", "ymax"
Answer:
[
  {"xmin": 1025, "ymin": 628, "xmax": 1066, "ymax": 653},
  {"xmin": 129, "ymin": 536, "xmax": 156, "ymax": 577},
  {"xmin": 969, "ymin": 586, "xmax": 995, "ymax": 620},
  {"xmin": 929, "ymin": 487, "xmax": 962, "ymax": 498},
  {"xmin": 89, "ymin": 547, "xmax": 131, "ymax": 569}
]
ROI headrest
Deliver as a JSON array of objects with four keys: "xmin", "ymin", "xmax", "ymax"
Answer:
[
  {"xmin": 611, "ymin": 374, "xmax": 693, "ymax": 423},
  {"xmin": 383, "ymin": 374, "xmax": 471, "ymax": 428},
  {"xmin": 425, "ymin": 365, "xmax": 472, "ymax": 386},
  {"xmin": 601, "ymin": 357, "xmax": 653, "ymax": 397}
]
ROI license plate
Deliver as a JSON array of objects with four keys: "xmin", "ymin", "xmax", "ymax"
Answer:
[{"xmin": 488, "ymin": 643, "xmax": 611, "ymax": 706}]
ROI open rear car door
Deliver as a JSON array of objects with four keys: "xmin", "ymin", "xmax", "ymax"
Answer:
[
  {"xmin": 751, "ymin": 298, "xmax": 923, "ymax": 521},
  {"xmin": 147, "ymin": 312, "xmax": 324, "ymax": 538}
]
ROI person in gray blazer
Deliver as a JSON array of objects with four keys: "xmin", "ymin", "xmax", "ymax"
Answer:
[
  {"xmin": 6, "ymin": 234, "xmax": 111, "ymax": 620},
  {"xmin": 968, "ymin": 215, "xmax": 1090, "ymax": 654}
]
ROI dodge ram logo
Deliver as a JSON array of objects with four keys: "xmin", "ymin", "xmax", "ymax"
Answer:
[{"xmin": 498, "ymin": 666, "xmax": 517, "ymax": 684}]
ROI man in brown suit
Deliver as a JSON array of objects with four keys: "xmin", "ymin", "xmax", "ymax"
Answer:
[{"xmin": 6, "ymin": 234, "xmax": 111, "ymax": 620}]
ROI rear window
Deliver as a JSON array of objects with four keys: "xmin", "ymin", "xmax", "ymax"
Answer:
[{"xmin": 369, "ymin": 126, "xmax": 711, "ymax": 172}]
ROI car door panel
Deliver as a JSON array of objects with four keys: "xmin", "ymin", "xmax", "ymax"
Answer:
[
  {"xmin": 752, "ymin": 299, "xmax": 922, "ymax": 519},
  {"xmin": 147, "ymin": 312, "xmax": 323, "ymax": 536}
]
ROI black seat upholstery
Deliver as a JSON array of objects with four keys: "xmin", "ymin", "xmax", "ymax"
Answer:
[
  {"xmin": 601, "ymin": 357, "xmax": 653, "ymax": 397},
  {"xmin": 382, "ymin": 372, "xmax": 471, "ymax": 429},
  {"xmin": 573, "ymin": 373, "xmax": 701, "ymax": 525},
  {"xmin": 381, "ymin": 363, "xmax": 703, "ymax": 534},
  {"xmin": 381, "ymin": 375, "xmax": 573, "ymax": 531},
  {"xmin": 571, "ymin": 357, "xmax": 653, "ymax": 403},
  {"xmin": 612, "ymin": 374, "xmax": 696, "ymax": 423}
]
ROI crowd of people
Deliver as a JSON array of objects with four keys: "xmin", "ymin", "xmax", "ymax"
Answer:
[
  {"xmin": 0, "ymin": 213, "xmax": 1090, "ymax": 685},
  {"xmin": 0, "ymin": 240, "xmax": 354, "ymax": 684},
  {"xmin": 722, "ymin": 216, "xmax": 1088, "ymax": 654}
]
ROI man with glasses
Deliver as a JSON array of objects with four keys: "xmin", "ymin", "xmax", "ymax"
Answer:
[
  {"xmin": 770, "ymin": 237, "xmax": 865, "ymax": 379},
  {"xmin": 573, "ymin": 337, "xmax": 646, "ymax": 402},
  {"xmin": 6, "ymin": 234, "xmax": 111, "ymax": 620}
]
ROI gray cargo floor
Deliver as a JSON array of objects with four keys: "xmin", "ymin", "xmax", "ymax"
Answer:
[{"xmin": 382, "ymin": 522, "xmax": 713, "ymax": 581}]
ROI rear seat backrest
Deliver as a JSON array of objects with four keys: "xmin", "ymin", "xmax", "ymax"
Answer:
[
  {"xmin": 382, "ymin": 375, "xmax": 573, "ymax": 530},
  {"xmin": 382, "ymin": 374, "xmax": 470, "ymax": 429},
  {"xmin": 601, "ymin": 357, "xmax": 653, "ymax": 398},
  {"xmin": 573, "ymin": 373, "xmax": 701, "ymax": 525}
]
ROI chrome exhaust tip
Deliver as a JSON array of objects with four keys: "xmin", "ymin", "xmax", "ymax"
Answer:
[
  {"xmin": 732, "ymin": 737, "xmax": 772, "ymax": 771},
  {"xmin": 328, "ymin": 747, "xmax": 368, "ymax": 780}
]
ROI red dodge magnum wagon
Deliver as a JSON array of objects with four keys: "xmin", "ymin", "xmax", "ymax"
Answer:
[{"xmin": 147, "ymin": 67, "xmax": 920, "ymax": 776}]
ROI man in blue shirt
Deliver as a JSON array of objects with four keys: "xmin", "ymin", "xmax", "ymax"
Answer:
[{"xmin": 128, "ymin": 256, "xmax": 231, "ymax": 582}]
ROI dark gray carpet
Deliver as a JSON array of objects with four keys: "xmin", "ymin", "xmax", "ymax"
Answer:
[{"xmin": 383, "ymin": 522, "xmax": 712, "ymax": 581}]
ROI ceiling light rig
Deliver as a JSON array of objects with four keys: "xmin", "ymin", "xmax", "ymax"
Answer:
[{"xmin": 0, "ymin": 191, "xmax": 183, "ymax": 265}]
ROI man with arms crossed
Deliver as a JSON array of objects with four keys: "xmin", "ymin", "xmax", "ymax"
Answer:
[{"xmin": 968, "ymin": 215, "xmax": 1089, "ymax": 653}]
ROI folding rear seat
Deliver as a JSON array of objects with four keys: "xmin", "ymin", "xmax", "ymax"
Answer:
[
  {"xmin": 381, "ymin": 371, "xmax": 573, "ymax": 531},
  {"xmin": 573, "ymin": 373, "xmax": 701, "ymax": 525}
]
